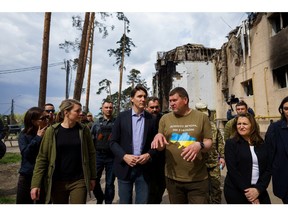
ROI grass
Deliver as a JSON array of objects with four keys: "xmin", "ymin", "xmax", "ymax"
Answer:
[
  {"xmin": 0, "ymin": 196, "xmax": 15, "ymax": 204},
  {"xmin": 0, "ymin": 152, "xmax": 21, "ymax": 164}
]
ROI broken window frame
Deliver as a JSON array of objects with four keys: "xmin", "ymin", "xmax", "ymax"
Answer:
[
  {"xmin": 269, "ymin": 13, "xmax": 288, "ymax": 36},
  {"xmin": 273, "ymin": 64, "xmax": 288, "ymax": 89},
  {"xmin": 241, "ymin": 79, "xmax": 254, "ymax": 96}
]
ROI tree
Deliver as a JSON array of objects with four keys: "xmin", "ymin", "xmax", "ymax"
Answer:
[
  {"xmin": 96, "ymin": 79, "xmax": 112, "ymax": 99},
  {"xmin": 59, "ymin": 13, "xmax": 130, "ymax": 107},
  {"xmin": 73, "ymin": 12, "xmax": 90, "ymax": 101},
  {"xmin": 127, "ymin": 68, "xmax": 149, "ymax": 90},
  {"xmin": 38, "ymin": 12, "xmax": 51, "ymax": 108},
  {"xmin": 107, "ymin": 21, "xmax": 135, "ymax": 114}
]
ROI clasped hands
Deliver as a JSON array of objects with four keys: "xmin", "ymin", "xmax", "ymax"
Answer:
[{"xmin": 123, "ymin": 153, "xmax": 151, "ymax": 167}]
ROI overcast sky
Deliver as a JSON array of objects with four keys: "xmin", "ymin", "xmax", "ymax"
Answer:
[{"xmin": 0, "ymin": 1, "xmax": 280, "ymax": 117}]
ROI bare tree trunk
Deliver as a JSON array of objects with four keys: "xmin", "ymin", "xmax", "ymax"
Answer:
[
  {"xmin": 73, "ymin": 12, "xmax": 90, "ymax": 101},
  {"xmin": 85, "ymin": 12, "xmax": 95, "ymax": 113},
  {"xmin": 38, "ymin": 12, "xmax": 51, "ymax": 108},
  {"xmin": 117, "ymin": 22, "xmax": 126, "ymax": 114}
]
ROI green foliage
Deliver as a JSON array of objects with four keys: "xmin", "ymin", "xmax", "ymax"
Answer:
[
  {"xmin": 0, "ymin": 196, "xmax": 15, "ymax": 204},
  {"xmin": 0, "ymin": 152, "xmax": 21, "ymax": 165},
  {"xmin": 107, "ymin": 34, "xmax": 136, "ymax": 67},
  {"xmin": 96, "ymin": 79, "xmax": 112, "ymax": 99},
  {"xmin": 127, "ymin": 69, "xmax": 149, "ymax": 90}
]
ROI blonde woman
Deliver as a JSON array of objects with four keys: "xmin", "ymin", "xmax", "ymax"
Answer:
[{"xmin": 30, "ymin": 99, "xmax": 96, "ymax": 204}]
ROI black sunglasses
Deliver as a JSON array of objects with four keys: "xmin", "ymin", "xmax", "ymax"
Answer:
[
  {"xmin": 45, "ymin": 109, "xmax": 55, "ymax": 113},
  {"xmin": 39, "ymin": 115, "xmax": 50, "ymax": 121}
]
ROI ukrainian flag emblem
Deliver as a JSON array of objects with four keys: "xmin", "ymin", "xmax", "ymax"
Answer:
[{"xmin": 170, "ymin": 132, "xmax": 196, "ymax": 149}]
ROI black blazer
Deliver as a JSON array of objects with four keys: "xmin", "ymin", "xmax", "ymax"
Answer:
[
  {"xmin": 224, "ymin": 137, "xmax": 271, "ymax": 204},
  {"xmin": 265, "ymin": 120, "xmax": 288, "ymax": 199},
  {"xmin": 110, "ymin": 109, "xmax": 158, "ymax": 181}
]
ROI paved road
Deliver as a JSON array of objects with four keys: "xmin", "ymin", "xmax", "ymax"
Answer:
[{"xmin": 5, "ymin": 141, "xmax": 283, "ymax": 204}]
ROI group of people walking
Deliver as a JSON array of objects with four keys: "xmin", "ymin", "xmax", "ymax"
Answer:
[{"xmin": 14, "ymin": 84, "xmax": 288, "ymax": 204}]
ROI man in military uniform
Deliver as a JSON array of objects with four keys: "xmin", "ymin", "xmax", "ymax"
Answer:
[{"xmin": 195, "ymin": 102, "xmax": 225, "ymax": 204}]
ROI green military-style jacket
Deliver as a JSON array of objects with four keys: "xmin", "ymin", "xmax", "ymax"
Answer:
[
  {"xmin": 31, "ymin": 122, "xmax": 96, "ymax": 203},
  {"xmin": 205, "ymin": 121, "xmax": 224, "ymax": 168}
]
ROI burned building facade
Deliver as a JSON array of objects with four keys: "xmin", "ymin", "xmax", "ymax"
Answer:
[
  {"xmin": 153, "ymin": 43, "xmax": 217, "ymax": 112},
  {"xmin": 153, "ymin": 13, "xmax": 288, "ymax": 132}
]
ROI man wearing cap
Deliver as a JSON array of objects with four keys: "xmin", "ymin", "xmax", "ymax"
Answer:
[
  {"xmin": 86, "ymin": 112, "xmax": 94, "ymax": 129},
  {"xmin": 195, "ymin": 102, "xmax": 225, "ymax": 204}
]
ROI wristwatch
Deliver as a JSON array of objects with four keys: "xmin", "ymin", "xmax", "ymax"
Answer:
[{"xmin": 199, "ymin": 142, "xmax": 205, "ymax": 150}]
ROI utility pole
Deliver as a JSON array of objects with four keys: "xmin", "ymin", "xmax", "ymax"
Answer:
[
  {"xmin": 65, "ymin": 60, "xmax": 71, "ymax": 99},
  {"xmin": 38, "ymin": 12, "xmax": 51, "ymax": 108}
]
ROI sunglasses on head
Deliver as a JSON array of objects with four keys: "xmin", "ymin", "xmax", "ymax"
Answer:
[{"xmin": 45, "ymin": 109, "xmax": 55, "ymax": 113}]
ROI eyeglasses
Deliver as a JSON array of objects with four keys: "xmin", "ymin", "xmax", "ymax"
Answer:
[
  {"xmin": 283, "ymin": 107, "xmax": 288, "ymax": 111},
  {"xmin": 39, "ymin": 115, "xmax": 49, "ymax": 121},
  {"xmin": 45, "ymin": 109, "xmax": 55, "ymax": 113}
]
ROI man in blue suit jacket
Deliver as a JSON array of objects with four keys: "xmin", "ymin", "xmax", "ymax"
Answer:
[{"xmin": 110, "ymin": 85, "xmax": 158, "ymax": 204}]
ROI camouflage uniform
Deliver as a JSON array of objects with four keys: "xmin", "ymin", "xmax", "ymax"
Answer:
[{"xmin": 206, "ymin": 120, "xmax": 224, "ymax": 204}]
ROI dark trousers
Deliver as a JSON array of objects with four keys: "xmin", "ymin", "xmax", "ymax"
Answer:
[
  {"xmin": 16, "ymin": 174, "xmax": 45, "ymax": 204},
  {"xmin": 147, "ymin": 152, "xmax": 166, "ymax": 204},
  {"xmin": 165, "ymin": 177, "xmax": 209, "ymax": 204},
  {"xmin": 93, "ymin": 151, "xmax": 115, "ymax": 204}
]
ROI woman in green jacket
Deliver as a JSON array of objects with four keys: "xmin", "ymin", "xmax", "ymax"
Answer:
[{"xmin": 30, "ymin": 99, "xmax": 96, "ymax": 204}]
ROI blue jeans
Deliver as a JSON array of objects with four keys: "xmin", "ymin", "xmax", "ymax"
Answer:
[
  {"xmin": 93, "ymin": 151, "xmax": 115, "ymax": 204},
  {"xmin": 117, "ymin": 166, "xmax": 149, "ymax": 204}
]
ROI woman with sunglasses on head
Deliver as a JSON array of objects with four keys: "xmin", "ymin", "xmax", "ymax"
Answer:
[
  {"xmin": 30, "ymin": 99, "xmax": 96, "ymax": 204},
  {"xmin": 224, "ymin": 113, "xmax": 271, "ymax": 204},
  {"xmin": 265, "ymin": 96, "xmax": 288, "ymax": 204},
  {"xmin": 16, "ymin": 107, "xmax": 49, "ymax": 204}
]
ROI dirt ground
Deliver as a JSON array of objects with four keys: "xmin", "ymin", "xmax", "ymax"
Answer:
[{"xmin": 0, "ymin": 145, "xmax": 20, "ymax": 202}]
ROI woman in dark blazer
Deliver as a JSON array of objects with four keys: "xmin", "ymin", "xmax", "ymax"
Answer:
[
  {"xmin": 265, "ymin": 96, "xmax": 288, "ymax": 204},
  {"xmin": 224, "ymin": 113, "xmax": 271, "ymax": 204}
]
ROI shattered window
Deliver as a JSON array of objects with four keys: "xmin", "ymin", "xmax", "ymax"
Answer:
[
  {"xmin": 269, "ymin": 13, "xmax": 288, "ymax": 36},
  {"xmin": 242, "ymin": 79, "xmax": 254, "ymax": 96},
  {"xmin": 273, "ymin": 65, "xmax": 288, "ymax": 89}
]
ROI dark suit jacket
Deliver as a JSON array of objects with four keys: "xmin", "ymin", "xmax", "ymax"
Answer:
[
  {"xmin": 224, "ymin": 137, "xmax": 271, "ymax": 204},
  {"xmin": 110, "ymin": 109, "xmax": 158, "ymax": 181},
  {"xmin": 265, "ymin": 119, "xmax": 288, "ymax": 199}
]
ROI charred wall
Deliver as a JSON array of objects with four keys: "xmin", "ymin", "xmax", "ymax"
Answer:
[{"xmin": 269, "ymin": 27, "xmax": 288, "ymax": 70}]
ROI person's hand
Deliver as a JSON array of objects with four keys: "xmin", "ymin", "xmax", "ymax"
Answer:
[
  {"xmin": 244, "ymin": 187, "xmax": 259, "ymax": 203},
  {"xmin": 181, "ymin": 142, "xmax": 201, "ymax": 162},
  {"xmin": 123, "ymin": 154, "xmax": 140, "ymax": 167},
  {"xmin": 37, "ymin": 125, "xmax": 47, "ymax": 137},
  {"xmin": 90, "ymin": 180, "xmax": 96, "ymax": 191},
  {"xmin": 30, "ymin": 188, "xmax": 40, "ymax": 201},
  {"xmin": 252, "ymin": 198, "xmax": 260, "ymax": 204},
  {"xmin": 151, "ymin": 133, "xmax": 168, "ymax": 151},
  {"xmin": 219, "ymin": 157, "xmax": 226, "ymax": 169},
  {"xmin": 136, "ymin": 153, "xmax": 151, "ymax": 165}
]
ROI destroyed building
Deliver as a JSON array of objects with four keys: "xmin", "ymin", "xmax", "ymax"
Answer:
[{"xmin": 153, "ymin": 12, "xmax": 288, "ymax": 132}]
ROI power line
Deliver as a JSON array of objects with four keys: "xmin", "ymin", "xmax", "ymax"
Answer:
[{"xmin": 0, "ymin": 62, "xmax": 63, "ymax": 75}]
